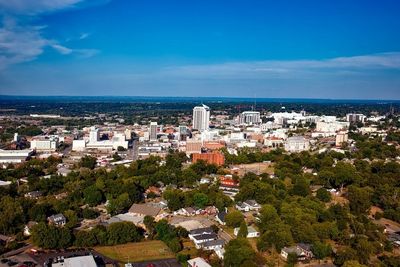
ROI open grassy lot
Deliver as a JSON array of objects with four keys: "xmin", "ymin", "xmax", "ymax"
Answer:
[{"xmin": 94, "ymin": 240, "xmax": 175, "ymax": 263}]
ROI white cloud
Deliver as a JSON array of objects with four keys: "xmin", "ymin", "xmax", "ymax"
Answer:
[
  {"xmin": 0, "ymin": 1, "xmax": 100, "ymax": 69},
  {"xmin": 161, "ymin": 52, "xmax": 400, "ymax": 79},
  {"xmin": 79, "ymin": 32, "xmax": 90, "ymax": 40},
  {"xmin": 0, "ymin": 0, "xmax": 84, "ymax": 15}
]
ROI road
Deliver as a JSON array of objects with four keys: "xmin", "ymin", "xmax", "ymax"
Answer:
[{"xmin": 219, "ymin": 229, "xmax": 233, "ymax": 243}]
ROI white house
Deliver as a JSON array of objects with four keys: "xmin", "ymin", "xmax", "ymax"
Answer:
[{"xmin": 234, "ymin": 226, "xmax": 260, "ymax": 238}]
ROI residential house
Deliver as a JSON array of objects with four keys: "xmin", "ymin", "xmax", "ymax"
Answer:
[
  {"xmin": 175, "ymin": 207, "xmax": 196, "ymax": 216},
  {"xmin": 189, "ymin": 227, "xmax": 214, "ymax": 240},
  {"xmin": 48, "ymin": 214, "xmax": 66, "ymax": 226},
  {"xmin": 281, "ymin": 243, "xmax": 314, "ymax": 261},
  {"xmin": 235, "ymin": 200, "xmax": 261, "ymax": 212},
  {"xmin": 233, "ymin": 226, "xmax": 260, "ymax": 238},
  {"xmin": 200, "ymin": 239, "xmax": 225, "ymax": 251},
  {"xmin": 191, "ymin": 233, "xmax": 218, "ymax": 249}
]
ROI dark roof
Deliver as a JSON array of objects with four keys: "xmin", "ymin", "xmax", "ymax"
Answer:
[
  {"xmin": 192, "ymin": 233, "xmax": 217, "ymax": 241},
  {"xmin": 202, "ymin": 239, "xmax": 225, "ymax": 248},
  {"xmin": 244, "ymin": 200, "xmax": 259, "ymax": 206},
  {"xmin": 189, "ymin": 227, "xmax": 214, "ymax": 236},
  {"xmin": 217, "ymin": 211, "xmax": 226, "ymax": 222},
  {"xmin": 298, "ymin": 243, "xmax": 313, "ymax": 251}
]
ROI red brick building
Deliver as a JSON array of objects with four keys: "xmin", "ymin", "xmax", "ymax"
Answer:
[{"xmin": 192, "ymin": 151, "xmax": 225, "ymax": 166}]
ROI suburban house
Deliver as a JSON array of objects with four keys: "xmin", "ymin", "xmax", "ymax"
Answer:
[
  {"xmin": 281, "ymin": 243, "xmax": 314, "ymax": 261},
  {"xmin": 233, "ymin": 225, "xmax": 260, "ymax": 238},
  {"xmin": 48, "ymin": 214, "xmax": 66, "ymax": 226},
  {"xmin": 189, "ymin": 227, "xmax": 214, "ymax": 239},
  {"xmin": 200, "ymin": 239, "xmax": 225, "ymax": 251},
  {"xmin": 175, "ymin": 207, "xmax": 196, "ymax": 216},
  {"xmin": 235, "ymin": 200, "xmax": 261, "ymax": 212},
  {"xmin": 192, "ymin": 233, "xmax": 218, "ymax": 249}
]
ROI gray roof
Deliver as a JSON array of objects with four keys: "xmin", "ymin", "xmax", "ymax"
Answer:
[
  {"xmin": 201, "ymin": 239, "xmax": 225, "ymax": 248},
  {"xmin": 192, "ymin": 233, "xmax": 217, "ymax": 241},
  {"xmin": 189, "ymin": 227, "xmax": 214, "ymax": 236}
]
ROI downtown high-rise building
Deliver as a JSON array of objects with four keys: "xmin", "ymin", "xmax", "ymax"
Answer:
[
  {"xmin": 149, "ymin": 121, "xmax": 158, "ymax": 141},
  {"xmin": 239, "ymin": 111, "xmax": 261, "ymax": 125},
  {"xmin": 192, "ymin": 104, "xmax": 210, "ymax": 132}
]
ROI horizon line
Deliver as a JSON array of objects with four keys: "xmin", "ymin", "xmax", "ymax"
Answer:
[{"xmin": 1, "ymin": 95, "xmax": 400, "ymax": 102}]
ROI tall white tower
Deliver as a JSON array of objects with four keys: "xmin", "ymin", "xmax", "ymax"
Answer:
[
  {"xmin": 89, "ymin": 127, "xmax": 100, "ymax": 143},
  {"xmin": 192, "ymin": 104, "xmax": 210, "ymax": 132},
  {"xmin": 149, "ymin": 122, "xmax": 158, "ymax": 141}
]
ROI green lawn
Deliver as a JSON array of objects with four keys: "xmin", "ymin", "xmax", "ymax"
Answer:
[{"xmin": 94, "ymin": 240, "xmax": 175, "ymax": 263}]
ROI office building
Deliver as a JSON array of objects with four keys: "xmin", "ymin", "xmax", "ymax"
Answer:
[
  {"xmin": 149, "ymin": 122, "xmax": 158, "ymax": 141},
  {"xmin": 239, "ymin": 111, "xmax": 261, "ymax": 125},
  {"xmin": 193, "ymin": 105, "xmax": 210, "ymax": 132},
  {"xmin": 346, "ymin": 113, "xmax": 366, "ymax": 123},
  {"xmin": 284, "ymin": 136, "xmax": 310, "ymax": 152}
]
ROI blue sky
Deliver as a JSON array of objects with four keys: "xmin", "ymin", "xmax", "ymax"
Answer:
[{"xmin": 0, "ymin": 0, "xmax": 400, "ymax": 99}]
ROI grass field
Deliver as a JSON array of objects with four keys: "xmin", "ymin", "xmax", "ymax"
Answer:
[{"xmin": 94, "ymin": 240, "xmax": 175, "ymax": 263}]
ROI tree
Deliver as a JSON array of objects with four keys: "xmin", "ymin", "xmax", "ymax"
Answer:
[
  {"xmin": 257, "ymin": 223, "xmax": 293, "ymax": 251},
  {"xmin": 31, "ymin": 223, "xmax": 72, "ymax": 249},
  {"xmin": 79, "ymin": 155, "xmax": 97, "ymax": 169},
  {"xmin": 291, "ymin": 176, "xmax": 310, "ymax": 197},
  {"xmin": 0, "ymin": 196, "xmax": 24, "ymax": 234},
  {"xmin": 316, "ymin": 188, "xmax": 332, "ymax": 202},
  {"xmin": 225, "ymin": 210, "xmax": 244, "ymax": 228},
  {"xmin": 84, "ymin": 185, "xmax": 103, "ymax": 206},
  {"xmin": 107, "ymin": 193, "xmax": 131, "ymax": 215},
  {"xmin": 193, "ymin": 192, "xmax": 209, "ymax": 209},
  {"xmin": 347, "ymin": 186, "xmax": 372, "ymax": 215},
  {"xmin": 224, "ymin": 238, "xmax": 257, "ymax": 267},
  {"xmin": 312, "ymin": 241, "xmax": 332, "ymax": 260},
  {"xmin": 144, "ymin": 215, "xmax": 155, "ymax": 238},
  {"xmin": 107, "ymin": 221, "xmax": 142, "ymax": 245},
  {"xmin": 74, "ymin": 230, "xmax": 97, "ymax": 247},
  {"xmin": 64, "ymin": 210, "xmax": 79, "ymax": 229},
  {"xmin": 237, "ymin": 221, "xmax": 248, "ymax": 238},
  {"xmin": 287, "ymin": 253, "xmax": 298, "ymax": 266}
]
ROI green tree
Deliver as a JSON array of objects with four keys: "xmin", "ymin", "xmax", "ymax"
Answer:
[
  {"xmin": 74, "ymin": 230, "xmax": 98, "ymax": 247},
  {"xmin": 257, "ymin": 223, "xmax": 293, "ymax": 252},
  {"xmin": 193, "ymin": 192, "xmax": 209, "ymax": 209},
  {"xmin": 291, "ymin": 176, "xmax": 310, "ymax": 197},
  {"xmin": 316, "ymin": 188, "xmax": 332, "ymax": 202},
  {"xmin": 0, "ymin": 196, "xmax": 24, "ymax": 234},
  {"xmin": 107, "ymin": 221, "xmax": 142, "ymax": 245},
  {"xmin": 237, "ymin": 221, "xmax": 248, "ymax": 238},
  {"xmin": 79, "ymin": 155, "xmax": 97, "ymax": 169},
  {"xmin": 225, "ymin": 210, "xmax": 244, "ymax": 228},
  {"xmin": 224, "ymin": 238, "xmax": 257, "ymax": 267},
  {"xmin": 348, "ymin": 186, "xmax": 372, "ymax": 215},
  {"xmin": 312, "ymin": 241, "xmax": 332, "ymax": 260},
  {"xmin": 84, "ymin": 185, "xmax": 103, "ymax": 206}
]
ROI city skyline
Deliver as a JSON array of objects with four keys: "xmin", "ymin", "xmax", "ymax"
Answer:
[{"xmin": 1, "ymin": 0, "xmax": 400, "ymax": 99}]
